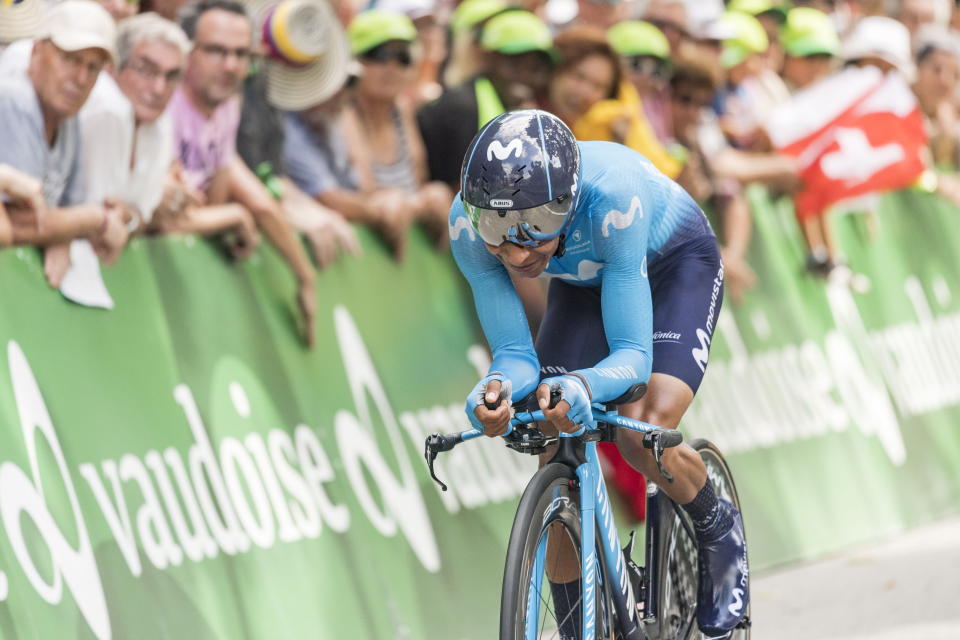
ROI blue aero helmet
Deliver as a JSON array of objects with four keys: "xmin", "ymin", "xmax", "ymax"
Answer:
[{"xmin": 460, "ymin": 109, "xmax": 581, "ymax": 247}]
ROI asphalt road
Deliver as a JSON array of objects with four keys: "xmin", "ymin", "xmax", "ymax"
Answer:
[{"xmin": 750, "ymin": 516, "xmax": 960, "ymax": 639}]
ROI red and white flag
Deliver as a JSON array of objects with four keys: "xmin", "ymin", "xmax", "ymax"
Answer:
[{"xmin": 767, "ymin": 67, "xmax": 927, "ymax": 220}]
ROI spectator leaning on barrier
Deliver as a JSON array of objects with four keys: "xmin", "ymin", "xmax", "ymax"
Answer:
[
  {"xmin": 0, "ymin": 0, "xmax": 41, "ymax": 53},
  {"xmin": 346, "ymin": 9, "xmax": 454, "ymax": 249},
  {"xmin": 0, "ymin": 0, "xmax": 131, "ymax": 282},
  {"xmin": 780, "ymin": 7, "xmax": 841, "ymax": 91},
  {"xmin": 416, "ymin": 10, "xmax": 554, "ymax": 188},
  {"xmin": 175, "ymin": 0, "xmax": 317, "ymax": 347},
  {"xmin": 79, "ymin": 13, "xmax": 190, "ymax": 239},
  {"xmin": 235, "ymin": 0, "xmax": 359, "ymax": 270},
  {"xmin": 279, "ymin": 33, "xmax": 418, "ymax": 261}
]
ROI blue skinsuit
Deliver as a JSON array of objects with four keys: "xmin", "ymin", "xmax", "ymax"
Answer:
[{"xmin": 450, "ymin": 141, "xmax": 714, "ymax": 404}]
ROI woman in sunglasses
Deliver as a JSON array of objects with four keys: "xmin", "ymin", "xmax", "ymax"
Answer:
[
  {"xmin": 346, "ymin": 10, "xmax": 453, "ymax": 251},
  {"xmin": 549, "ymin": 26, "xmax": 684, "ymax": 180}
]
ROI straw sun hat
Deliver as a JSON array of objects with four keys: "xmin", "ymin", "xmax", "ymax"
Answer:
[
  {"xmin": 0, "ymin": 0, "xmax": 43, "ymax": 44},
  {"xmin": 244, "ymin": 0, "xmax": 351, "ymax": 111}
]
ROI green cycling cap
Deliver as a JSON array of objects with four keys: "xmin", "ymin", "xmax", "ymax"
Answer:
[
  {"xmin": 481, "ymin": 10, "xmax": 553, "ymax": 55},
  {"xmin": 348, "ymin": 9, "xmax": 417, "ymax": 55},
  {"xmin": 720, "ymin": 10, "xmax": 769, "ymax": 68},
  {"xmin": 607, "ymin": 20, "xmax": 670, "ymax": 59},
  {"xmin": 727, "ymin": 0, "xmax": 788, "ymax": 23},
  {"xmin": 781, "ymin": 7, "xmax": 840, "ymax": 57},
  {"xmin": 451, "ymin": 0, "xmax": 508, "ymax": 34}
]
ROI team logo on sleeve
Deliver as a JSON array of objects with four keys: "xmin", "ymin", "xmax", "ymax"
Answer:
[
  {"xmin": 449, "ymin": 216, "xmax": 476, "ymax": 241},
  {"xmin": 601, "ymin": 196, "xmax": 643, "ymax": 237}
]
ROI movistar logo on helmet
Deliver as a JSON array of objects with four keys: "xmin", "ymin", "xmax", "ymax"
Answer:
[
  {"xmin": 490, "ymin": 199, "xmax": 514, "ymax": 208},
  {"xmin": 486, "ymin": 139, "xmax": 523, "ymax": 161}
]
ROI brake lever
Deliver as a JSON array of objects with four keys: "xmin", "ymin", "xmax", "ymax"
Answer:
[
  {"xmin": 643, "ymin": 431, "xmax": 674, "ymax": 483},
  {"xmin": 424, "ymin": 432, "xmax": 463, "ymax": 492}
]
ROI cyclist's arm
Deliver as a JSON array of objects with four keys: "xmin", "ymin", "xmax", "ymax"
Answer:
[
  {"xmin": 449, "ymin": 198, "xmax": 540, "ymax": 400},
  {"xmin": 570, "ymin": 183, "xmax": 657, "ymax": 403}
]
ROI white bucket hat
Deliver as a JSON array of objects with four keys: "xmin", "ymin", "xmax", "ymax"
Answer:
[
  {"xmin": 0, "ymin": 0, "xmax": 43, "ymax": 45},
  {"xmin": 244, "ymin": 0, "xmax": 350, "ymax": 111},
  {"xmin": 842, "ymin": 16, "xmax": 914, "ymax": 80}
]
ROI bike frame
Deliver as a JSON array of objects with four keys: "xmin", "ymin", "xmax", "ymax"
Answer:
[{"xmin": 457, "ymin": 406, "xmax": 664, "ymax": 640}]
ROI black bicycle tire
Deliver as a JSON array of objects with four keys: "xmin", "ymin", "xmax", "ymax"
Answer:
[
  {"xmin": 500, "ymin": 462, "xmax": 618, "ymax": 640},
  {"xmin": 651, "ymin": 438, "xmax": 750, "ymax": 640}
]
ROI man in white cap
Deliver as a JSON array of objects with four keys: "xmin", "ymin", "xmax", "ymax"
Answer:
[{"xmin": 0, "ymin": 0, "xmax": 130, "ymax": 279}]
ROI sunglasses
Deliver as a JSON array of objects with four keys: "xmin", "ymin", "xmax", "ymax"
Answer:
[
  {"xmin": 361, "ymin": 45, "xmax": 413, "ymax": 67},
  {"xmin": 672, "ymin": 92, "xmax": 712, "ymax": 110},
  {"xmin": 627, "ymin": 56, "xmax": 671, "ymax": 79}
]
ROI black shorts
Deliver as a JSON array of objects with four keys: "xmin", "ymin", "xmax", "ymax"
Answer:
[{"xmin": 535, "ymin": 235, "xmax": 724, "ymax": 395}]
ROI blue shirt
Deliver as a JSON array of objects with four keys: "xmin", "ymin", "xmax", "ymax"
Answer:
[
  {"xmin": 283, "ymin": 112, "xmax": 359, "ymax": 197},
  {"xmin": 450, "ymin": 141, "xmax": 713, "ymax": 403},
  {"xmin": 0, "ymin": 75, "xmax": 85, "ymax": 207}
]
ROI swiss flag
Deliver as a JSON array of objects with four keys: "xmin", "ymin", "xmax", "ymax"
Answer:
[{"xmin": 767, "ymin": 67, "xmax": 927, "ymax": 220}]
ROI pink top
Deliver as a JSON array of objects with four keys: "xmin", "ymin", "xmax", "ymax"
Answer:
[{"xmin": 169, "ymin": 87, "xmax": 241, "ymax": 192}]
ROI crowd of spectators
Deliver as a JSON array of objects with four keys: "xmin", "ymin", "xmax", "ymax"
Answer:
[{"xmin": 1, "ymin": 0, "xmax": 959, "ymax": 340}]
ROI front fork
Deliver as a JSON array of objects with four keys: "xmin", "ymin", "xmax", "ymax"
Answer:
[{"xmin": 579, "ymin": 442, "xmax": 646, "ymax": 640}]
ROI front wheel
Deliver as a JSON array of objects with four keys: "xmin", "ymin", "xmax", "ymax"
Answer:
[
  {"xmin": 500, "ymin": 463, "xmax": 618, "ymax": 639},
  {"xmin": 650, "ymin": 439, "xmax": 750, "ymax": 640}
]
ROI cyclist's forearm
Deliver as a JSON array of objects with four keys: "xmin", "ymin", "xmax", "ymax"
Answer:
[
  {"xmin": 488, "ymin": 349, "xmax": 540, "ymax": 401},
  {"xmin": 574, "ymin": 347, "xmax": 652, "ymax": 403}
]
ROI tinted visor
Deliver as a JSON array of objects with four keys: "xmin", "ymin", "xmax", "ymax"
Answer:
[{"xmin": 465, "ymin": 195, "xmax": 574, "ymax": 246}]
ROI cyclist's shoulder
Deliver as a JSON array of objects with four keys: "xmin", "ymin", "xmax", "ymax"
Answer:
[{"xmin": 578, "ymin": 141, "xmax": 672, "ymax": 202}]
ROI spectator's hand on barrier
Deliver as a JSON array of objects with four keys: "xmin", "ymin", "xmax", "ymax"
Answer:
[
  {"xmin": 296, "ymin": 277, "xmax": 316, "ymax": 349},
  {"xmin": 367, "ymin": 189, "xmax": 415, "ymax": 262},
  {"xmin": 307, "ymin": 207, "xmax": 361, "ymax": 269},
  {"xmin": 92, "ymin": 200, "xmax": 130, "ymax": 265},
  {"xmin": 721, "ymin": 247, "xmax": 757, "ymax": 305},
  {"xmin": 156, "ymin": 163, "xmax": 205, "ymax": 222},
  {"xmin": 227, "ymin": 205, "xmax": 260, "ymax": 260},
  {"xmin": 537, "ymin": 375, "xmax": 592, "ymax": 435},
  {"xmin": 43, "ymin": 243, "xmax": 71, "ymax": 288},
  {"xmin": 0, "ymin": 164, "xmax": 45, "ymax": 232},
  {"xmin": 416, "ymin": 182, "xmax": 453, "ymax": 250},
  {"xmin": 765, "ymin": 154, "xmax": 803, "ymax": 193},
  {"xmin": 467, "ymin": 376, "xmax": 513, "ymax": 437}
]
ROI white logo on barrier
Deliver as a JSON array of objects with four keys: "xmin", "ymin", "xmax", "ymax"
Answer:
[
  {"xmin": 601, "ymin": 196, "xmax": 643, "ymax": 238},
  {"xmin": 486, "ymin": 139, "xmax": 523, "ymax": 161}
]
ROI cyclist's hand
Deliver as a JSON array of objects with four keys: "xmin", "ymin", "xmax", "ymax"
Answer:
[
  {"xmin": 466, "ymin": 376, "xmax": 512, "ymax": 437},
  {"xmin": 537, "ymin": 375, "xmax": 592, "ymax": 434}
]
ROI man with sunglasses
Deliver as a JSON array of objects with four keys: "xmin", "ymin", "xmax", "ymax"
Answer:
[
  {"xmin": 451, "ymin": 109, "xmax": 749, "ymax": 639},
  {"xmin": 172, "ymin": 0, "xmax": 318, "ymax": 347}
]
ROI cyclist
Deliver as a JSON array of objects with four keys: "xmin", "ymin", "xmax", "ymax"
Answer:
[{"xmin": 450, "ymin": 109, "xmax": 748, "ymax": 639}]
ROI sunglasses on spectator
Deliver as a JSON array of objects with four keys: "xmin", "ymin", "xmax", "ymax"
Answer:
[
  {"xmin": 672, "ymin": 92, "xmax": 712, "ymax": 110},
  {"xmin": 361, "ymin": 45, "xmax": 413, "ymax": 67},
  {"xmin": 626, "ymin": 56, "xmax": 671, "ymax": 79}
]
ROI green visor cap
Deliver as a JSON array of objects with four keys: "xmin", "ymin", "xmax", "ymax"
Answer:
[
  {"xmin": 607, "ymin": 20, "xmax": 670, "ymax": 59},
  {"xmin": 348, "ymin": 10, "xmax": 417, "ymax": 55},
  {"xmin": 720, "ymin": 11, "xmax": 769, "ymax": 68},
  {"xmin": 780, "ymin": 7, "xmax": 840, "ymax": 57},
  {"xmin": 727, "ymin": 0, "xmax": 788, "ymax": 22},
  {"xmin": 451, "ymin": 0, "xmax": 508, "ymax": 34},
  {"xmin": 481, "ymin": 10, "xmax": 553, "ymax": 56}
]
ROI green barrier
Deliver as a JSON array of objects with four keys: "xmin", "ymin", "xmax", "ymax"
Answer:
[
  {"xmin": 0, "ymin": 186, "xmax": 959, "ymax": 638},
  {"xmin": 686, "ymin": 186, "xmax": 960, "ymax": 569}
]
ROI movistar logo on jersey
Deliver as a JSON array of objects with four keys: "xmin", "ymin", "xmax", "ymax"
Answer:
[{"xmin": 486, "ymin": 139, "xmax": 523, "ymax": 161}]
